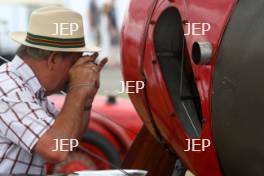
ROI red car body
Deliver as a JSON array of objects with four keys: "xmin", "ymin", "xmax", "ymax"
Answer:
[
  {"xmin": 47, "ymin": 95, "xmax": 142, "ymax": 174},
  {"xmin": 121, "ymin": 0, "xmax": 238, "ymax": 175}
]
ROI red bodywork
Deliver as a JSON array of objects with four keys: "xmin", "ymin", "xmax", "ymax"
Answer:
[
  {"xmin": 121, "ymin": 0, "xmax": 237, "ymax": 175},
  {"xmin": 47, "ymin": 95, "xmax": 142, "ymax": 173}
]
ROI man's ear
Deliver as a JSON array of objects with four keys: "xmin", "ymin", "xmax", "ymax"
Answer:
[{"xmin": 47, "ymin": 52, "xmax": 57, "ymax": 71}]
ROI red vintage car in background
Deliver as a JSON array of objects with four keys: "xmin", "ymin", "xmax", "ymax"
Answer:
[{"xmin": 47, "ymin": 94, "xmax": 142, "ymax": 174}]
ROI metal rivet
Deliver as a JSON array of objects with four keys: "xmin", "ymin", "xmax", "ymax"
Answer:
[
  {"xmin": 150, "ymin": 20, "xmax": 156, "ymax": 25},
  {"xmin": 182, "ymin": 20, "xmax": 188, "ymax": 25}
]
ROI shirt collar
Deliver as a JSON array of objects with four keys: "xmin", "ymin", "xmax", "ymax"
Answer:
[{"xmin": 11, "ymin": 55, "xmax": 45, "ymax": 96}]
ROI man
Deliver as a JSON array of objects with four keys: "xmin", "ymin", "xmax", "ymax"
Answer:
[{"xmin": 0, "ymin": 6, "xmax": 107, "ymax": 174}]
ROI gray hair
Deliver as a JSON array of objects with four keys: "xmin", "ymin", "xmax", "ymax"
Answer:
[{"xmin": 16, "ymin": 45, "xmax": 52, "ymax": 59}]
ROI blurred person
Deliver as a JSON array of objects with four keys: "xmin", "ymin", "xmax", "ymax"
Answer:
[
  {"xmin": 0, "ymin": 6, "xmax": 107, "ymax": 174},
  {"xmin": 108, "ymin": 0, "xmax": 119, "ymax": 45},
  {"xmin": 100, "ymin": 2, "xmax": 111, "ymax": 58},
  {"xmin": 89, "ymin": 0, "xmax": 101, "ymax": 45},
  {"xmin": 102, "ymin": 1, "xmax": 119, "ymax": 46}
]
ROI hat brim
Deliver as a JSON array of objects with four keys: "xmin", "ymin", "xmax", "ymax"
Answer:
[{"xmin": 10, "ymin": 31, "xmax": 101, "ymax": 53}]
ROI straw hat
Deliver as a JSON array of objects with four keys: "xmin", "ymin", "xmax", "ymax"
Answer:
[{"xmin": 10, "ymin": 6, "xmax": 100, "ymax": 52}]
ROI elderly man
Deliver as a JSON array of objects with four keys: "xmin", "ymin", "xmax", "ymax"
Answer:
[{"xmin": 0, "ymin": 6, "xmax": 107, "ymax": 174}]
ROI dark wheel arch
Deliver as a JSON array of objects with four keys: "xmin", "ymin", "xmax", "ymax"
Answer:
[{"xmin": 81, "ymin": 130, "xmax": 122, "ymax": 167}]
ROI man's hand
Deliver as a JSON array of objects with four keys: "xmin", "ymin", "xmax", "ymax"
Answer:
[{"xmin": 69, "ymin": 52, "xmax": 107, "ymax": 98}]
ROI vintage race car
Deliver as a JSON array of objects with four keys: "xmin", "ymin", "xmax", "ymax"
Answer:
[
  {"xmin": 121, "ymin": 0, "xmax": 264, "ymax": 175},
  {"xmin": 47, "ymin": 94, "xmax": 142, "ymax": 174}
]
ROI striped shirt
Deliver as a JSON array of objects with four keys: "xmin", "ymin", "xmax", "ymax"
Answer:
[{"xmin": 0, "ymin": 56, "xmax": 59, "ymax": 174}]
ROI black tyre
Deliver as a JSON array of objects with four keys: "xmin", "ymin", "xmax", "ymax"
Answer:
[{"xmin": 81, "ymin": 130, "xmax": 122, "ymax": 167}]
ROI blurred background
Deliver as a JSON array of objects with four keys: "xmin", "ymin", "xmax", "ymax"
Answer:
[{"xmin": 0, "ymin": 0, "xmax": 130, "ymax": 96}]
